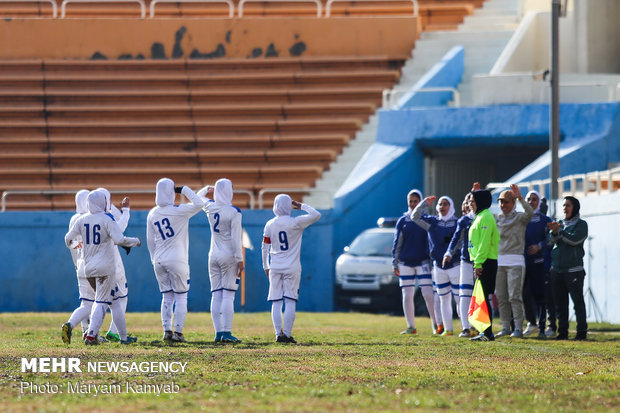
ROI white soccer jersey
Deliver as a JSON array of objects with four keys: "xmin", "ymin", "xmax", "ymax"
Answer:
[
  {"xmin": 69, "ymin": 189, "xmax": 89, "ymax": 270},
  {"xmin": 65, "ymin": 191, "xmax": 140, "ymax": 279},
  {"xmin": 146, "ymin": 180, "xmax": 204, "ymax": 266},
  {"xmin": 262, "ymin": 195, "xmax": 321, "ymax": 273},
  {"xmin": 200, "ymin": 179, "xmax": 243, "ymax": 264}
]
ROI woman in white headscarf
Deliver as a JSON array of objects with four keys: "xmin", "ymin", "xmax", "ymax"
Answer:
[
  {"xmin": 198, "ymin": 178, "xmax": 244, "ymax": 343},
  {"xmin": 411, "ymin": 195, "xmax": 460, "ymax": 336},
  {"xmin": 261, "ymin": 194, "xmax": 321, "ymax": 343},
  {"xmin": 146, "ymin": 178, "xmax": 205, "ymax": 343}
]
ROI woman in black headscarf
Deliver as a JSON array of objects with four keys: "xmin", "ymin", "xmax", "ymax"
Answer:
[{"xmin": 547, "ymin": 196, "xmax": 589, "ymax": 340}]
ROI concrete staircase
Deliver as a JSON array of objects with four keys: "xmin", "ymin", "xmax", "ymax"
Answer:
[{"xmin": 303, "ymin": 0, "xmax": 522, "ymax": 208}]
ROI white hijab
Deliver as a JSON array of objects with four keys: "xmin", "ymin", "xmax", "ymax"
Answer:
[
  {"xmin": 155, "ymin": 178, "xmax": 175, "ymax": 207},
  {"xmin": 525, "ymin": 190, "xmax": 541, "ymax": 214},
  {"xmin": 214, "ymin": 178, "xmax": 233, "ymax": 206},
  {"xmin": 406, "ymin": 189, "xmax": 423, "ymax": 214},
  {"xmin": 87, "ymin": 190, "xmax": 106, "ymax": 214},
  {"xmin": 273, "ymin": 194, "xmax": 292, "ymax": 217},
  {"xmin": 75, "ymin": 189, "xmax": 89, "ymax": 214},
  {"xmin": 94, "ymin": 187, "xmax": 111, "ymax": 213},
  {"xmin": 436, "ymin": 196, "xmax": 455, "ymax": 221}
]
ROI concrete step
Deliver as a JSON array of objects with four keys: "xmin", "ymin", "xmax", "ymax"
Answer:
[
  {"xmin": 459, "ymin": 23, "xmax": 519, "ymax": 31},
  {"xmin": 463, "ymin": 15, "xmax": 520, "ymax": 25},
  {"xmin": 420, "ymin": 30, "xmax": 514, "ymax": 41}
]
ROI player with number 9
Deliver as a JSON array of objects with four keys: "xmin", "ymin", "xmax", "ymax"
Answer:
[{"xmin": 261, "ymin": 194, "xmax": 321, "ymax": 343}]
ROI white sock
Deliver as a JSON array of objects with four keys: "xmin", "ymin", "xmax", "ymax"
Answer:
[
  {"xmin": 439, "ymin": 293, "xmax": 453, "ymax": 332},
  {"xmin": 161, "ymin": 292, "xmax": 174, "ymax": 332},
  {"xmin": 402, "ymin": 287, "xmax": 416, "ymax": 329},
  {"xmin": 210, "ymin": 290, "xmax": 223, "ymax": 333},
  {"xmin": 221, "ymin": 290, "xmax": 235, "ymax": 332},
  {"xmin": 87, "ymin": 302, "xmax": 107, "ymax": 338},
  {"xmin": 271, "ymin": 300, "xmax": 283, "ymax": 336},
  {"xmin": 173, "ymin": 293, "xmax": 188, "ymax": 334},
  {"xmin": 459, "ymin": 294, "xmax": 471, "ymax": 330},
  {"xmin": 283, "ymin": 298, "xmax": 296, "ymax": 337},
  {"xmin": 68, "ymin": 300, "xmax": 92, "ymax": 329},
  {"xmin": 434, "ymin": 290, "xmax": 443, "ymax": 326},
  {"xmin": 108, "ymin": 296, "xmax": 128, "ymax": 335},
  {"xmin": 109, "ymin": 299, "xmax": 127, "ymax": 341},
  {"xmin": 420, "ymin": 285, "xmax": 436, "ymax": 327}
]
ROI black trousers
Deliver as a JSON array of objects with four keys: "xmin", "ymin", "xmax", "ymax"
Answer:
[
  {"xmin": 524, "ymin": 262, "xmax": 548, "ymax": 330},
  {"xmin": 478, "ymin": 259, "xmax": 497, "ymax": 338},
  {"xmin": 551, "ymin": 270, "xmax": 587, "ymax": 337},
  {"xmin": 544, "ymin": 272, "xmax": 557, "ymax": 331}
]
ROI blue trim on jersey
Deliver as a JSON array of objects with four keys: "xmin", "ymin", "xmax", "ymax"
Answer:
[
  {"xmin": 173, "ymin": 290, "xmax": 189, "ymax": 294},
  {"xmin": 223, "ymin": 288, "xmax": 238, "ymax": 292},
  {"xmin": 232, "ymin": 205, "xmax": 241, "ymax": 213},
  {"xmin": 438, "ymin": 291, "xmax": 451, "ymax": 296},
  {"xmin": 173, "ymin": 205, "xmax": 180, "ymax": 208},
  {"xmin": 79, "ymin": 297, "xmax": 95, "ymax": 302},
  {"xmin": 106, "ymin": 213, "xmax": 115, "ymax": 221},
  {"xmin": 400, "ymin": 285, "xmax": 416, "ymax": 289},
  {"xmin": 160, "ymin": 289, "xmax": 174, "ymax": 293},
  {"xmin": 211, "ymin": 288, "xmax": 224, "ymax": 293},
  {"xmin": 268, "ymin": 298, "xmax": 284, "ymax": 302},
  {"xmin": 435, "ymin": 281, "xmax": 452, "ymax": 289},
  {"xmin": 96, "ymin": 300, "xmax": 112, "ymax": 305},
  {"xmin": 283, "ymin": 295, "xmax": 298, "ymax": 302},
  {"xmin": 235, "ymin": 279, "xmax": 240, "ymax": 285},
  {"xmin": 113, "ymin": 294, "xmax": 128, "ymax": 300},
  {"xmin": 459, "ymin": 283, "xmax": 474, "ymax": 290},
  {"xmin": 418, "ymin": 274, "xmax": 432, "ymax": 280},
  {"xmin": 459, "ymin": 294, "xmax": 472, "ymax": 298},
  {"xmin": 400, "ymin": 275, "xmax": 417, "ymax": 280}
]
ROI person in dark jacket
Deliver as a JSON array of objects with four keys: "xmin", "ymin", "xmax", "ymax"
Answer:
[{"xmin": 547, "ymin": 196, "xmax": 588, "ymax": 340}]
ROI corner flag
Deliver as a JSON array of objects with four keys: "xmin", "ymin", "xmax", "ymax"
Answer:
[{"xmin": 468, "ymin": 278, "xmax": 491, "ymax": 333}]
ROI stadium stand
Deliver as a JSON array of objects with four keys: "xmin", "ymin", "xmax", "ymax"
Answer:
[{"xmin": 0, "ymin": 0, "xmax": 486, "ymax": 210}]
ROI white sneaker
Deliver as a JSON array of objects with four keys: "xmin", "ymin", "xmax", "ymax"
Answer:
[
  {"xmin": 511, "ymin": 329, "xmax": 523, "ymax": 338},
  {"xmin": 523, "ymin": 323, "xmax": 539, "ymax": 336},
  {"xmin": 495, "ymin": 329, "xmax": 511, "ymax": 338}
]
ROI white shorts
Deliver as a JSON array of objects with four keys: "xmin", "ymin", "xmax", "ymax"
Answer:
[
  {"xmin": 459, "ymin": 261, "xmax": 474, "ymax": 297},
  {"xmin": 77, "ymin": 276, "xmax": 95, "ymax": 302},
  {"xmin": 398, "ymin": 262, "xmax": 432, "ymax": 288},
  {"xmin": 113, "ymin": 271, "xmax": 128, "ymax": 300},
  {"xmin": 267, "ymin": 270, "xmax": 300, "ymax": 302},
  {"xmin": 433, "ymin": 264, "xmax": 461, "ymax": 297},
  {"xmin": 87, "ymin": 275, "xmax": 116, "ymax": 305},
  {"xmin": 209, "ymin": 257, "xmax": 240, "ymax": 292},
  {"xmin": 154, "ymin": 261, "xmax": 190, "ymax": 294}
]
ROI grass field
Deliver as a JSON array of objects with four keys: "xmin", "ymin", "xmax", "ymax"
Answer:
[{"xmin": 1, "ymin": 312, "xmax": 618, "ymax": 412}]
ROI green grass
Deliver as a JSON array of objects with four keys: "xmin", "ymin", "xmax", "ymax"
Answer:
[{"xmin": 1, "ymin": 312, "xmax": 618, "ymax": 412}]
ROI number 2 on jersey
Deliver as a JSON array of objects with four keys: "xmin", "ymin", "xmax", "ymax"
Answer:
[
  {"xmin": 278, "ymin": 231, "xmax": 289, "ymax": 251},
  {"xmin": 213, "ymin": 213, "xmax": 220, "ymax": 233},
  {"xmin": 84, "ymin": 223, "xmax": 101, "ymax": 245},
  {"xmin": 154, "ymin": 218, "xmax": 175, "ymax": 240}
]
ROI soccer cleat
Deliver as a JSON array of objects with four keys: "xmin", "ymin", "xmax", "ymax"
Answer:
[
  {"xmin": 400, "ymin": 327, "xmax": 417, "ymax": 335},
  {"xmin": 510, "ymin": 330, "xmax": 523, "ymax": 338},
  {"xmin": 470, "ymin": 333, "xmax": 489, "ymax": 342},
  {"xmin": 84, "ymin": 335, "xmax": 99, "ymax": 346},
  {"xmin": 163, "ymin": 330, "xmax": 173, "ymax": 341},
  {"xmin": 441, "ymin": 330, "xmax": 454, "ymax": 337},
  {"xmin": 458, "ymin": 329, "xmax": 472, "ymax": 338},
  {"xmin": 284, "ymin": 335, "xmax": 297, "ymax": 344},
  {"xmin": 276, "ymin": 335, "xmax": 287, "ymax": 343},
  {"xmin": 105, "ymin": 331, "xmax": 121, "ymax": 343},
  {"xmin": 495, "ymin": 329, "xmax": 511, "ymax": 338},
  {"xmin": 120, "ymin": 336, "xmax": 138, "ymax": 345},
  {"xmin": 214, "ymin": 332, "xmax": 223, "ymax": 343},
  {"xmin": 573, "ymin": 333, "xmax": 587, "ymax": 341},
  {"xmin": 97, "ymin": 335, "xmax": 107, "ymax": 343},
  {"xmin": 221, "ymin": 332, "xmax": 242, "ymax": 343},
  {"xmin": 61, "ymin": 322, "xmax": 72, "ymax": 344},
  {"xmin": 434, "ymin": 324, "xmax": 444, "ymax": 335},
  {"xmin": 544, "ymin": 327, "xmax": 557, "ymax": 338},
  {"xmin": 170, "ymin": 332, "xmax": 186, "ymax": 342},
  {"xmin": 523, "ymin": 323, "xmax": 539, "ymax": 336}
]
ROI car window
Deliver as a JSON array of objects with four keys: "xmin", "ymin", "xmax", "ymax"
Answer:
[{"xmin": 347, "ymin": 231, "xmax": 394, "ymax": 257}]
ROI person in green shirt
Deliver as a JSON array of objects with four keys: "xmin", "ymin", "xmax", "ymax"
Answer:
[{"xmin": 468, "ymin": 184, "xmax": 500, "ymax": 341}]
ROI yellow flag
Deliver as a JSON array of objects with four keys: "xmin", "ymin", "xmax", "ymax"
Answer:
[{"xmin": 468, "ymin": 278, "xmax": 491, "ymax": 333}]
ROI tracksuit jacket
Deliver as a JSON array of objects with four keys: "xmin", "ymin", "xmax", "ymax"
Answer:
[{"xmin": 547, "ymin": 215, "xmax": 588, "ymax": 273}]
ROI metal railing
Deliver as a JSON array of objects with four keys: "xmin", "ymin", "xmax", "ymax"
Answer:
[
  {"xmin": 60, "ymin": 0, "xmax": 146, "ymax": 18},
  {"xmin": 1, "ymin": 188, "xmax": 256, "ymax": 212},
  {"xmin": 238, "ymin": 0, "xmax": 322, "ymax": 17},
  {"xmin": 258, "ymin": 188, "xmax": 331, "ymax": 209},
  {"xmin": 325, "ymin": 0, "xmax": 418, "ymax": 17},
  {"xmin": 1, "ymin": 0, "xmax": 58, "ymax": 17},
  {"xmin": 382, "ymin": 87, "xmax": 461, "ymax": 109},
  {"xmin": 486, "ymin": 166, "xmax": 620, "ymax": 199},
  {"xmin": 149, "ymin": 0, "xmax": 233, "ymax": 18}
]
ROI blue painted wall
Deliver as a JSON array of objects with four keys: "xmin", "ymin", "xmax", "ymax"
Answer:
[{"xmin": 0, "ymin": 209, "xmax": 334, "ymax": 313}]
